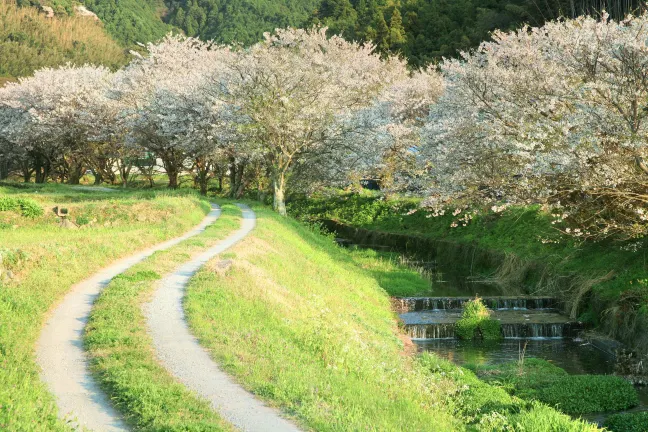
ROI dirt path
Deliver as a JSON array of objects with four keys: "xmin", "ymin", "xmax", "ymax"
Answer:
[
  {"xmin": 36, "ymin": 205, "xmax": 222, "ymax": 432},
  {"xmin": 145, "ymin": 204, "xmax": 302, "ymax": 432}
]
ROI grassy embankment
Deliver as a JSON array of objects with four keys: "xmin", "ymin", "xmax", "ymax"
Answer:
[
  {"xmin": 84, "ymin": 203, "xmax": 243, "ymax": 431},
  {"xmin": 0, "ymin": 182, "xmax": 210, "ymax": 431},
  {"xmin": 288, "ymin": 193, "xmax": 648, "ymax": 353},
  {"xmin": 183, "ymin": 204, "xmax": 599, "ymax": 431}
]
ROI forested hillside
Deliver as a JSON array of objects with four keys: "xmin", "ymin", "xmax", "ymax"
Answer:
[
  {"xmin": 313, "ymin": 0, "xmax": 647, "ymax": 66},
  {"xmin": 0, "ymin": 0, "xmax": 126, "ymax": 79},
  {"xmin": 82, "ymin": 0, "xmax": 172, "ymax": 46},
  {"xmin": 165, "ymin": 0, "xmax": 320, "ymax": 45},
  {"xmin": 8, "ymin": 0, "xmax": 647, "ymax": 75}
]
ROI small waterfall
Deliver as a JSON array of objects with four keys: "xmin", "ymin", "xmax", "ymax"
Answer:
[
  {"xmin": 406, "ymin": 324, "xmax": 456, "ymax": 339},
  {"xmin": 500, "ymin": 323, "xmax": 582, "ymax": 339},
  {"xmin": 396, "ymin": 297, "xmax": 558, "ymax": 312}
]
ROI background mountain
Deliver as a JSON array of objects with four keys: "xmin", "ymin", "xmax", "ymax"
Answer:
[{"xmin": 2, "ymin": 0, "xmax": 646, "ymax": 81}]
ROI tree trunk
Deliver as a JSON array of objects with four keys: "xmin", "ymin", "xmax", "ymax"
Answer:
[
  {"xmin": 93, "ymin": 170, "xmax": 103, "ymax": 185},
  {"xmin": 161, "ymin": 156, "xmax": 180, "ymax": 189},
  {"xmin": 272, "ymin": 171, "xmax": 287, "ymax": 216},
  {"xmin": 67, "ymin": 157, "xmax": 84, "ymax": 185},
  {"xmin": 0, "ymin": 160, "xmax": 8, "ymax": 180},
  {"xmin": 22, "ymin": 168, "xmax": 32, "ymax": 183},
  {"xmin": 228, "ymin": 157, "xmax": 237, "ymax": 198}
]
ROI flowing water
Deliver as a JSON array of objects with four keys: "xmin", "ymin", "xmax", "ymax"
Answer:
[{"xmin": 331, "ymin": 235, "xmax": 648, "ymax": 425}]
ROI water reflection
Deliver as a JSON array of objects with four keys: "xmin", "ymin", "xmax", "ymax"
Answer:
[{"xmin": 415, "ymin": 338, "xmax": 615, "ymax": 375}]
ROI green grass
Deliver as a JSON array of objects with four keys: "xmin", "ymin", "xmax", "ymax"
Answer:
[
  {"xmin": 84, "ymin": 203, "xmax": 242, "ymax": 431},
  {"xmin": 471, "ymin": 358, "xmax": 639, "ymax": 415},
  {"xmin": 184, "ymin": 204, "xmax": 600, "ymax": 431},
  {"xmin": 288, "ymin": 193, "xmax": 648, "ymax": 352},
  {"xmin": 420, "ymin": 355, "xmax": 600, "ymax": 431},
  {"xmin": 0, "ymin": 183, "xmax": 211, "ymax": 431}
]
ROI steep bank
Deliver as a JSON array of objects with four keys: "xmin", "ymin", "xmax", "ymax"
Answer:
[
  {"xmin": 182, "ymin": 204, "xmax": 599, "ymax": 431},
  {"xmin": 288, "ymin": 194, "xmax": 648, "ymax": 358}
]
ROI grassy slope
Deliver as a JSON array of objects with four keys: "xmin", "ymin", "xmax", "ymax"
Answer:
[
  {"xmin": 0, "ymin": 183, "xmax": 209, "ymax": 430},
  {"xmin": 184, "ymin": 204, "xmax": 599, "ymax": 431},
  {"xmin": 288, "ymin": 194, "xmax": 648, "ymax": 346},
  {"xmin": 84, "ymin": 203, "xmax": 241, "ymax": 431},
  {"xmin": 0, "ymin": 0, "xmax": 126, "ymax": 78}
]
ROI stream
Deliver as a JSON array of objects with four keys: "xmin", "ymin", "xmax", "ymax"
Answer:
[{"xmin": 329, "ymin": 226, "xmax": 648, "ymax": 427}]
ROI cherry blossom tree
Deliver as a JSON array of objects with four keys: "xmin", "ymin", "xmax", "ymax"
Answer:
[
  {"xmin": 0, "ymin": 65, "xmax": 113, "ymax": 184},
  {"xmin": 422, "ymin": 12, "xmax": 648, "ymax": 239},
  {"xmin": 222, "ymin": 27, "xmax": 412, "ymax": 215},
  {"xmin": 113, "ymin": 35, "xmax": 234, "ymax": 190}
]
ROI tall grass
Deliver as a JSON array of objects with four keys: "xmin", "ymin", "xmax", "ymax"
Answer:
[{"xmin": 0, "ymin": 0, "xmax": 126, "ymax": 78}]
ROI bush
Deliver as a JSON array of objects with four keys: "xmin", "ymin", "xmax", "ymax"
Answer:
[
  {"xmin": 521, "ymin": 375, "xmax": 639, "ymax": 415},
  {"xmin": 16, "ymin": 198, "xmax": 43, "ymax": 218},
  {"xmin": 0, "ymin": 197, "xmax": 19, "ymax": 212},
  {"xmin": 605, "ymin": 411, "xmax": 648, "ymax": 432},
  {"xmin": 418, "ymin": 354, "xmax": 600, "ymax": 431},
  {"xmin": 0, "ymin": 197, "xmax": 43, "ymax": 218},
  {"xmin": 510, "ymin": 402, "xmax": 601, "ymax": 432},
  {"xmin": 455, "ymin": 298, "xmax": 502, "ymax": 340},
  {"xmin": 473, "ymin": 359, "xmax": 639, "ymax": 416}
]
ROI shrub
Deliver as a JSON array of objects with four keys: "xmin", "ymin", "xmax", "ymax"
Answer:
[
  {"xmin": 0, "ymin": 197, "xmax": 43, "ymax": 218},
  {"xmin": 418, "ymin": 354, "xmax": 600, "ymax": 431},
  {"xmin": 16, "ymin": 198, "xmax": 43, "ymax": 218},
  {"xmin": 521, "ymin": 375, "xmax": 639, "ymax": 415},
  {"xmin": 455, "ymin": 298, "xmax": 502, "ymax": 340},
  {"xmin": 0, "ymin": 197, "xmax": 19, "ymax": 212},
  {"xmin": 510, "ymin": 402, "xmax": 601, "ymax": 432},
  {"xmin": 605, "ymin": 411, "xmax": 648, "ymax": 432}
]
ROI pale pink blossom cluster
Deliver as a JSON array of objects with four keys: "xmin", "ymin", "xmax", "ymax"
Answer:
[{"xmin": 421, "ymin": 12, "xmax": 648, "ymax": 240}]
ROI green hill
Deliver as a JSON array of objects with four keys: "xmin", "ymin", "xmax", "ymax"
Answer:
[{"xmin": 0, "ymin": 0, "xmax": 127, "ymax": 79}]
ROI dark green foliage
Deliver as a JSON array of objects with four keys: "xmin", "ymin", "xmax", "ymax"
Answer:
[
  {"xmin": 474, "ymin": 359, "xmax": 639, "ymax": 415},
  {"xmin": 314, "ymin": 0, "xmax": 646, "ymax": 66},
  {"xmin": 418, "ymin": 354, "xmax": 598, "ymax": 431},
  {"xmin": 605, "ymin": 411, "xmax": 648, "ymax": 432},
  {"xmin": 165, "ymin": 0, "xmax": 321, "ymax": 45},
  {"xmin": 455, "ymin": 298, "xmax": 502, "ymax": 340},
  {"xmin": 529, "ymin": 375, "xmax": 639, "ymax": 415},
  {"xmin": 82, "ymin": 0, "xmax": 173, "ymax": 46},
  {"xmin": 0, "ymin": 197, "xmax": 43, "ymax": 218}
]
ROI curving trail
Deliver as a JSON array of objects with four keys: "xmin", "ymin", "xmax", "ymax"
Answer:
[
  {"xmin": 36, "ymin": 205, "xmax": 222, "ymax": 432},
  {"xmin": 145, "ymin": 204, "xmax": 302, "ymax": 432}
]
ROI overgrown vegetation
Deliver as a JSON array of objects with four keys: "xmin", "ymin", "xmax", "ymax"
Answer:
[
  {"xmin": 455, "ymin": 298, "xmax": 501, "ymax": 341},
  {"xmin": 82, "ymin": 0, "xmax": 172, "ymax": 46},
  {"xmin": 288, "ymin": 193, "xmax": 648, "ymax": 354},
  {"xmin": 183, "ymin": 204, "xmax": 599, "ymax": 431},
  {"xmin": 85, "ymin": 203, "xmax": 241, "ymax": 430},
  {"xmin": 420, "ymin": 355, "xmax": 600, "ymax": 431},
  {"xmin": 0, "ymin": 184, "xmax": 209, "ymax": 430},
  {"xmin": 0, "ymin": 0, "xmax": 126, "ymax": 79},
  {"xmin": 0, "ymin": 196, "xmax": 43, "ymax": 217},
  {"xmin": 471, "ymin": 358, "xmax": 640, "ymax": 415},
  {"xmin": 605, "ymin": 411, "xmax": 648, "ymax": 432}
]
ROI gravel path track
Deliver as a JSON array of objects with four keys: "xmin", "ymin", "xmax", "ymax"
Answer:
[
  {"xmin": 36, "ymin": 205, "xmax": 222, "ymax": 432},
  {"xmin": 145, "ymin": 204, "xmax": 302, "ymax": 432}
]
